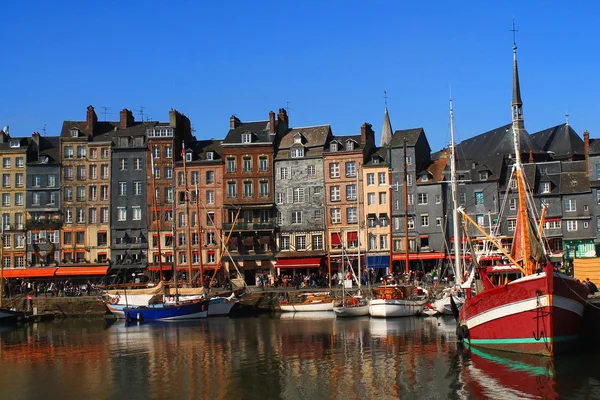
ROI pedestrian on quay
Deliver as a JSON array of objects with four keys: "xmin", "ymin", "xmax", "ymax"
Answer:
[{"xmin": 585, "ymin": 278, "xmax": 598, "ymax": 295}]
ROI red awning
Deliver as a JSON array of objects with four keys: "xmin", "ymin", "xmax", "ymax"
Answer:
[
  {"xmin": 147, "ymin": 265, "xmax": 173, "ymax": 271},
  {"xmin": 276, "ymin": 258, "xmax": 322, "ymax": 269},
  {"xmin": 331, "ymin": 233, "xmax": 341, "ymax": 246},
  {"xmin": 175, "ymin": 266, "xmax": 204, "ymax": 271},
  {"xmin": 55, "ymin": 266, "xmax": 109, "ymax": 276},
  {"xmin": 392, "ymin": 252, "xmax": 445, "ymax": 261},
  {"xmin": 450, "ymin": 237, "xmax": 468, "ymax": 243},
  {"xmin": 2, "ymin": 268, "xmax": 57, "ymax": 278},
  {"xmin": 347, "ymin": 232, "xmax": 357, "ymax": 242}
]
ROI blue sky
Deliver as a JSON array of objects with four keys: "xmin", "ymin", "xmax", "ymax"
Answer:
[{"xmin": 1, "ymin": 1, "xmax": 599, "ymax": 152}]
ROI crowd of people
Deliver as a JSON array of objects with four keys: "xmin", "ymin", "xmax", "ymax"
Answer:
[{"xmin": 2, "ymin": 279, "xmax": 95, "ymax": 298}]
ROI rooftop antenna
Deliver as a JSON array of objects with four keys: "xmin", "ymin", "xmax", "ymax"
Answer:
[
  {"xmin": 100, "ymin": 106, "xmax": 113, "ymax": 121},
  {"xmin": 565, "ymin": 111, "xmax": 569, "ymax": 125},
  {"xmin": 136, "ymin": 106, "xmax": 146, "ymax": 122},
  {"xmin": 383, "ymin": 90, "xmax": 388, "ymax": 108},
  {"xmin": 286, "ymin": 101, "xmax": 293, "ymax": 114},
  {"xmin": 510, "ymin": 14, "xmax": 518, "ymax": 50},
  {"xmin": 38, "ymin": 123, "xmax": 47, "ymax": 136}
]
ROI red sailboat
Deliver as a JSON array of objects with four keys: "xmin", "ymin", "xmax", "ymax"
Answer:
[{"xmin": 456, "ymin": 32, "xmax": 588, "ymax": 357}]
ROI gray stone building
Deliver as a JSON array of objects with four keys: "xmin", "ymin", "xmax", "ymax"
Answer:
[
  {"xmin": 26, "ymin": 134, "xmax": 61, "ymax": 267},
  {"xmin": 109, "ymin": 110, "xmax": 150, "ymax": 273},
  {"xmin": 588, "ymin": 132, "xmax": 600, "ymax": 248},
  {"xmin": 274, "ymin": 124, "xmax": 331, "ymax": 274}
]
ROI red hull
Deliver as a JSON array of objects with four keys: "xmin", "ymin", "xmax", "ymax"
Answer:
[{"xmin": 459, "ymin": 266, "xmax": 588, "ymax": 356}]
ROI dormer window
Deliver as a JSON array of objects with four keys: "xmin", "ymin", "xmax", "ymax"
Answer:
[
  {"xmin": 291, "ymin": 148, "xmax": 304, "ymax": 158},
  {"xmin": 346, "ymin": 141, "xmax": 354, "ymax": 151},
  {"xmin": 330, "ymin": 142, "xmax": 338, "ymax": 152},
  {"xmin": 70, "ymin": 128, "xmax": 79, "ymax": 137},
  {"xmin": 185, "ymin": 152, "xmax": 193, "ymax": 162},
  {"xmin": 207, "ymin": 152, "xmax": 214, "ymax": 161},
  {"xmin": 294, "ymin": 133, "xmax": 303, "ymax": 144},
  {"xmin": 480, "ymin": 171, "xmax": 488, "ymax": 181},
  {"xmin": 421, "ymin": 174, "xmax": 428, "ymax": 182},
  {"xmin": 372, "ymin": 157, "xmax": 380, "ymax": 164},
  {"xmin": 542, "ymin": 182, "xmax": 551, "ymax": 194},
  {"xmin": 9, "ymin": 139, "xmax": 20, "ymax": 148},
  {"xmin": 40, "ymin": 156, "xmax": 48, "ymax": 164},
  {"xmin": 241, "ymin": 133, "xmax": 251, "ymax": 144}
]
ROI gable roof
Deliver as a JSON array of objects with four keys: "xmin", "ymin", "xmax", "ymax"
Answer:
[
  {"xmin": 530, "ymin": 123, "xmax": 584, "ymax": 159},
  {"xmin": 560, "ymin": 172, "xmax": 590, "ymax": 195},
  {"xmin": 389, "ymin": 128, "xmax": 423, "ymax": 147},
  {"xmin": 223, "ymin": 120, "xmax": 273, "ymax": 145},
  {"xmin": 278, "ymin": 125, "xmax": 331, "ymax": 149},
  {"xmin": 454, "ymin": 123, "xmax": 540, "ymax": 161}
]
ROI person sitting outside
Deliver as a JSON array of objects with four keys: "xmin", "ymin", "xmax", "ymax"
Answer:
[{"xmin": 586, "ymin": 278, "xmax": 598, "ymax": 295}]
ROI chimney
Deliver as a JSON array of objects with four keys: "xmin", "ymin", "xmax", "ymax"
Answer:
[
  {"xmin": 120, "ymin": 108, "xmax": 134, "ymax": 129},
  {"xmin": 32, "ymin": 132, "xmax": 40, "ymax": 146},
  {"xmin": 528, "ymin": 150, "xmax": 534, "ymax": 163},
  {"xmin": 0, "ymin": 129, "xmax": 7, "ymax": 143},
  {"xmin": 584, "ymin": 130, "xmax": 590, "ymax": 175},
  {"xmin": 360, "ymin": 122, "xmax": 373, "ymax": 144},
  {"xmin": 169, "ymin": 109, "xmax": 178, "ymax": 128},
  {"xmin": 277, "ymin": 108, "xmax": 288, "ymax": 132},
  {"xmin": 86, "ymin": 105, "xmax": 97, "ymax": 135},
  {"xmin": 230, "ymin": 115, "xmax": 241, "ymax": 129},
  {"xmin": 269, "ymin": 111, "xmax": 276, "ymax": 134}
]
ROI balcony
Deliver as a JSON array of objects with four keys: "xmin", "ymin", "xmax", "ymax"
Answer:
[
  {"xmin": 223, "ymin": 221, "xmax": 275, "ymax": 231},
  {"xmin": 2, "ymin": 224, "xmax": 25, "ymax": 231},
  {"xmin": 26, "ymin": 219, "xmax": 62, "ymax": 229}
]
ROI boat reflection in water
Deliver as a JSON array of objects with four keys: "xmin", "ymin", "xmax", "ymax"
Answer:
[{"xmin": 278, "ymin": 311, "xmax": 335, "ymax": 321}]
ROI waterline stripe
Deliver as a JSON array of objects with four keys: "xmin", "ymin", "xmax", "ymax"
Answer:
[{"xmin": 468, "ymin": 334, "xmax": 579, "ymax": 345}]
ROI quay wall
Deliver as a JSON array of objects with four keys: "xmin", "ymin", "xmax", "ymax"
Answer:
[{"xmin": 5, "ymin": 296, "xmax": 107, "ymax": 317}]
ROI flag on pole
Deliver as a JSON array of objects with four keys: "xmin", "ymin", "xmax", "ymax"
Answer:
[{"xmin": 181, "ymin": 142, "xmax": 186, "ymax": 159}]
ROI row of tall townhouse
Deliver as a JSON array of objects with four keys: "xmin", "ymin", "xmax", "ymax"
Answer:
[{"xmin": 1, "ymin": 104, "xmax": 600, "ymax": 284}]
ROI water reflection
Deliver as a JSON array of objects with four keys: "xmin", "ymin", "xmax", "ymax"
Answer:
[{"xmin": 0, "ymin": 316, "xmax": 598, "ymax": 399}]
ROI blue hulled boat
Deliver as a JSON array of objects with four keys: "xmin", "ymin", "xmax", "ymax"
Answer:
[{"xmin": 106, "ymin": 299, "xmax": 209, "ymax": 321}]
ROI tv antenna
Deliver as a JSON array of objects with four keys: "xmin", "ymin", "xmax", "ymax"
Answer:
[
  {"xmin": 100, "ymin": 106, "xmax": 113, "ymax": 121},
  {"xmin": 286, "ymin": 101, "xmax": 294, "ymax": 114},
  {"xmin": 136, "ymin": 106, "xmax": 146, "ymax": 122},
  {"xmin": 510, "ymin": 16, "xmax": 518, "ymax": 49},
  {"xmin": 38, "ymin": 123, "xmax": 47, "ymax": 136}
]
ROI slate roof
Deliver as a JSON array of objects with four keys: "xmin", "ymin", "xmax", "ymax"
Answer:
[
  {"xmin": 380, "ymin": 108, "xmax": 393, "ymax": 147},
  {"xmin": 324, "ymin": 134, "xmax": 365, "ymax": 154},
  {"xmin": 223, "ymin": 120, "xmax": 273, "ymax": 145},
  {"xmin": 561, "ymin": 160, "xmax": 586, "ymax": 173},
  {"xmin": 530, "ymin": 123, "xmax": 584, "ymax": 159},
  {"xmin": 560, "ymin": 172, "xmax": 591, "ymax": 194},
  {"xmin": 389, "ymin": 128, "xmax": 423, "ymax": 147},
  {"xmin": 0, "ymin": 136, "xmax": 31, "ymax": 153},
  {"xmin": 276, "ymin": 125, "xmax": 331, "ymax": 160},
  {"xmin": 174, "ymin": 139, "xmax": 223, "ymax": 165},
  {"xmin": 363, "ymin": 146, "xmax": 389, "ymax": 167},
  {"xmin": 454, "ymin": 123, "xmax": 540, "ymax": 160},
  {"xmin": 588, "ymin": 138, "xmax": 600, "ymax": 156},
  {"xmin": 33, "ymin": 136, "xmax": 60, "ymax": 164}
]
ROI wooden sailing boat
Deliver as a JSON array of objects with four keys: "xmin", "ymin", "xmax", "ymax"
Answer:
[
  {"xmin": 456, "ymin": 36, "xmax": 588, "ymax": 356},
  {"xmin": 368, "ymin": 138, "xmax": 428, "ymax": 317},
  {"xmin": 432, "ymin": 97, "xmax": 465, "ymax": 316}
]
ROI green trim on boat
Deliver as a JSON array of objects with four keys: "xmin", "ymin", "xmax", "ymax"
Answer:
[{"xmin": 468, "ymin": 335, "xmax": 579, "ymax": 345}]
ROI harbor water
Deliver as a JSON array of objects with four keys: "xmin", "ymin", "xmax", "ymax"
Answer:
[{"xmin": 0, "ymin": 315, "xmax": 599, "ymax": 399}]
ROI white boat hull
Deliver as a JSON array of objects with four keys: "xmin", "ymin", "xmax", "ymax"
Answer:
[
  {"xmin": 207, "ymin": 298, "xmax": 238, "ymax": 316},
  {"xmin": 280, "ymin": 302, "xmax": 334, "ymax": 312},
  {"xmin": 369, "ymin": 298, "xmax": 428, "ymax": 318},
  {"xmin": 433, "ymin": 295, "xmax": 465, "ymax": 315},
  {"xmin": 333, "ymin": 305, "xmax": 370, "ymax": 317}
]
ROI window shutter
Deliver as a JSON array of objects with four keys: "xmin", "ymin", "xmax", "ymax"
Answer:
[
  {"xmin": 287, "ymin": 188, "xmax": 293, "ymax": 204},
  {"xmin": 27, "ymin": 231, "xmax": 32, "ymax": 245}
]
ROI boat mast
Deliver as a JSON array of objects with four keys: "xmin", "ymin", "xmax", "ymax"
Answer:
[
  {"xmin": 510, "ymin": 20, "xmax": 534, "ymax": 275},
  {"xmin": 449, "ymin": 98, "xmax": 462, "ymax": 285},
  {"xmin": 403, "ymin": 138, "xmax": 409, "ymax": 275},
  {"xmin": 150, "ymin": 147, "xmax": 164, "ymax": 282}
]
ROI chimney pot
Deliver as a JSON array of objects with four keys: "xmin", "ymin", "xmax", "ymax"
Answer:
[
  {"xmin": 120, "ymin": 108, "xmax": 134, "ymax": 129},
  {"xmin": 230, "ymin": 115, "xmax": 240, "ymax": 129},
  {"xmin": 86, "ymin": 105, "xmax": 97, "ymax": 135},
  {"xmin": 584, "ymin": 130, "xmax": 590, "ymax": 175},
  {"xmin": 269, "ymin": 111, "xmax": 276, "ymax": 134}
]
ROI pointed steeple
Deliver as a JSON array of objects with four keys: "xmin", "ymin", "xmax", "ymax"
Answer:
[
  {"xmin": 381, "ymin": 106, "xmax": 393, "ymax": 147},
  {"xmin": 511, "ymin": 19, "xmax": 524, "ymax": 130}
]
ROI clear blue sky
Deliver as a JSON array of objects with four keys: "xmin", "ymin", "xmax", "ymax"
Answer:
[{"xmin": 1, "ymin": 1, "xmax": 599, "ymax": 152}]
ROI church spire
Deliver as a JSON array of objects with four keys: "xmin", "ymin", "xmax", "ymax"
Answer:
[
  {"xmin": 381, "ymin": 91, "xmax": 393, "ymax": 147},
  {"xmin": 511, "ymin": 18, "xmax": 523, "ymax": 127}
]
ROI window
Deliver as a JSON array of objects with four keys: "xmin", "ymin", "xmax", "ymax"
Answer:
[
  {"xmin": 165, "ymin": 167, "xmax": 173, "ymax": 179},
  {"xmin": 89, "ymin": 208, "xmax": 97, "ymax": 224},
  {"xmin": 117, "ymin": 207, "xmax": 127, "ymax": 221},
  {"xmin": 510, "ymin": 179, "xmax": 517, "ymax": 189},
  {"xmin": 243, "ymin": 182, "xmax": 253, "ymax": 197},
  {"xmin": 293, "ymin": 188, "xmax": 305, "ymax": 203},
  {"xmin": 132, "ymin": 206, "xmax": 141, "ymax": 221},
  {"xmin": 76, "ymin": 208, "xmax": 86, "ymax": 223},
  {"xmin": 345, "ymin": 140, "xmax": 354, "ymax": 151},
  {"xmin": 133, "ymin": 181, "xmax": 142, "ymax": 196},
  {"xmin": 176, "ymin": 171, "xmax": 184, "ymax": 186},
  {"xmin": 315, "ymin": 210, "xmax": 322, "ymax": 219},
  {"xmin": 276, "ymin": 192, "xmax": 284, "ymax": 204},
  {"xmin": 418, "ymin": 193, "xmax": 428, "ymax": 205},
  {"xmin": 119, "ymin": 159, "xmax": 127, "ymax": 171},
  {"xmin": 379, "ymin": 216, "xmax": 388, "ymax": 227},
  {"xmin": 166, "ymin": 188, "xmax": 174, "ymax": 202},
  {"xmin": 241, "ymin": 133, "xmax": 251, "ymax": 143},
  {"xmin": 380, "ymin": 235, "xmax": 389, "ymax": 250},
  {"xmin": 314, "ymin": 187, "xmax": 322, "ymax": 195},
  {"xmin": 227, "ymin": 182, "xmax": 237, "ymax": 198},
  {"xmin": 119, "ymin": 182, "xmax": 127, "ymax": 196},
  {"xmin": 421, "ymin": 214, "xmax": 429, "ymax": 227},
  {"xmin": 312, "ymin": 235, "xmax": 323, "ymax": 250},
  {"xmin": 330, "ymin": 142, "xmax": 338, "ymax": 152},
  {"xmin": 16, "ymin": 157, "xmax": 24, "ymax": 167},
  {"xmin": 369, "ymin": 234, "xmax": 377, "ymax": 250},
  {"xmin": 201, "ymin": 189, "xmax": 212, "ymax": 204},
  {"xmin": 291, "ymin": 211, "xmax": 302, "ymax": 224},
  {"xmin": 597, "ymin": 216, "xmax": 600, "ymax": 232},
  {"xmin": 276, "ymin": 211, "xmax": 283, "ymax": 225},
  {"xmin": 32, "ymin": 192, "xmax": 41, "ymax": 206},
  {"xmin": 459, "ymin": 192, "xmax": 466, "ymax": 205},
  {"xmin": 64, "ymin": 187, "xmax": 73, "ymax": 202},
  {"xmin": 476, "ymin": 214, "xmax": 485, "ymax": 226},
  {"xmin": 346, "ymin": 185, "xmax": 357, "ymax": 201},
  {"xmin": 406, "ymin": 155, "xmax": 412, "ymax": 166},
  {"xmin": 76, "ymin": 146, "xmax": 86, "ymax": 159},
  {"xmin": 408, "ymin": 194, "xmax": 414, "ymax": 206},
  {"xmin": 544, "ymin": 220, "xmax": 561, "ymax": 230},
  {"xmin": 407, "ymin": 174, "xmax": 413, "ymax": 186},
  {"xmin": 291, "ymin": 148, "xmax": 304, "ymax": 158},
  {"xmin": 280, "ymin": 235, "xmax": 290, "ymax": 250},
  {"xmin": 475, "ymin": 191, "xmax": 484, "ymax": 205},
  {"xmin": 408, "ymin": 217, "xmax": 415, "ymax": 230},
  {"xmin": 1, "ymin": 194, "xmax": 9, "ymax": 206},
  {"xmin": 101, "ymin": 208, "xmax": 109, "ymax": 223},
  {"xmin": 295, "ymin": 235, "xmax": 306, "ymax": 250},
  {"xmin": 330, "ymin": 186, "xmax": 341, "ymax": 202},
  {"xmin": 330, "ymin": 163, "xmax": 340, "ymax": 178},
  {"xmin": 76, "ymin": 166, "xmax": 86, "ymax": 180},
  {"xmin": 2, "ymin": 174, "xmax": 9, "ymax": 187},
  {"xmin": 509, "ymin": 198, "xmax": 517, "ymax": 210},
  {"xmin": 227, "ymin": 158, "xmax": 236, "ymax": 173},
  {"xmin": 48, "ymin": 192, "xmax": 57, "ymax": 205},
  {"xmin": 307, "ymin": 165, "xmax": 316, "ymax": 176},
  {"xmin": 206, "ymin": 171, "xmax": 215, "ymax": 184},
  {"xmin": 421, "ymin": 174, "xmax": 429, "ymax": 182},
  {"xmin": 15, "ymin": 173, "xmax": 23, "ymax": 187},
  {"xmin": 367, "ymin": 192, "xmax": 375, "ymax": 205},
  {"xmin": 100, "ymin": 185, "xmax": 109, "ymax": 201},
  {"xmin": 346, "ymin": 162, "xmax": 356, "ymax": 177},
  {"xmin": 64, "ymin": 166, "xmax": 73, "ymax": 180},
  {"xmin": 566, "ymin": 220, "xmax": 578, "ymax": 232},
  {"xmin": 186, "ymin": 152, "xmax": 193, "ymax": 163},
  {"xmin": 378, "ymin": 172, "xmax": 386, "ymax": 185},
  {"xmin": 435, "ymin": 194, "xmax": 441, "ymax": 204},
  {"xmin": 330, "ymin": 208, "xmax": 341, "ymax": 224},
  {"xmin": 507, "ymin": 219, "xmax": 517, "ymax": 231},
  {"xmin": 243, "ymin": 157, "xmax": 252, "ymax": 172},
  {"xmin": 279, "ymin": 167, "xmax": 289, "ymax": 180},
  {"xmin": 436, "ymin": 217, "xmax": 442, "ymax": 226},
  {"xmin": 347, "ymin": 208, "xmax": 357, "ymax": 224},
  {"xmin": 63, "ymin": 147, "xmax": 73, "ymax": 159},
  {"xmin": 14, "ymin": 193, "xmax": 23, "ymax": 206},
  {"xmin": 101, "ymin": 164, "xmax": 109, "ymax": 179},
  {"xmin": 165, "ymin": 146, "xmax": 173, "ymax": 158},
  {"xmin": 480, "ymin": 171, "xmax": 488, "ymax": 181},
  {"xmin": 75, "ymin": 186, "xmax": 85, "ymax": 202},
  {"xmin": 367, "ymin": 173, "xmax": 375, "ymax": 186},
  {"xmin": 178, "ymin": 213, "xmax": 187, "ymax": 228},
  {"xmin": 565, "ymin": 199, "xmax": 576, "ymax": 212},
  {"xmin": 153, "ymin": 166, "xmax": 161, "ymax": 179},
  {"xmin": 259, "ymin": 181, "xmax": 269, "ymax": 197}
]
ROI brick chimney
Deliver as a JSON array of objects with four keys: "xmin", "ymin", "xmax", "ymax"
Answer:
[
  {"xmin": 230, "ymin": 115, "xmax": 241, "ymax": 129},
  {"xmin": 120, "ymin": 108, "xmax": 134, "ymax": 128},
  {"xmin": 528, "ymin": 150, "xmax": 534, "ymax": 163},
  {"xmin": 269, "ymin": 111, "xmax": 276, "ymax": 134},
  {"xmin": 277, "ymin": 108, "xmax": 288, "ymax": 132},
  {"xmin": 584, "ymin": 130, "xmax": 590, "ymax": 175},
  {"xmin": 361, "ymin": 122, "xmax": 374, "ymax": 144},
  {"xmin": 0, "ymin": 129, "xmax": 8, "ymax": 143},
  {"xmin": 32, "ymin": 131, "xmax": 40, "ymax": 146},
  {"xmin": 86, "ymin": 105, "xmax": 97, "ymax": 135}
]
